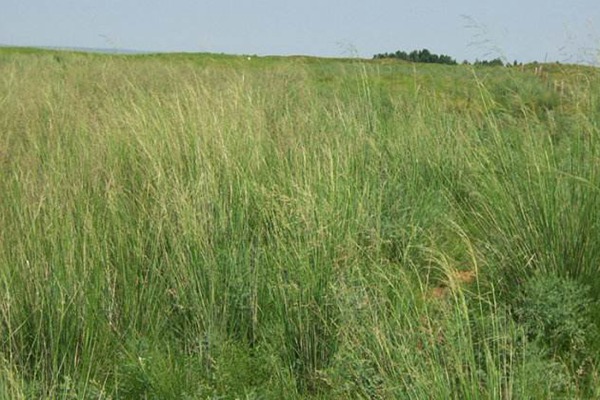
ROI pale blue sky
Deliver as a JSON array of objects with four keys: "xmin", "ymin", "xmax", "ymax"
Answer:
[{"xmin": 1, "ymin": 1, "xmax": 599, "ymax": 64}]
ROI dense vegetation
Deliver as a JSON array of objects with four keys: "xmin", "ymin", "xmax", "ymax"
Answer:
[{"xmin": 1, "ymin": 48, "xmax": 599, "ymax": 399}]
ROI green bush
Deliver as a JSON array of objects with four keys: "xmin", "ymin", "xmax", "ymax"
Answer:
[{"xmin": 513, "ymin": 274, "xmax": 597, "ymax": 367}]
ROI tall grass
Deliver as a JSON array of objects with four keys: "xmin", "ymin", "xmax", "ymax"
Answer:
[{"xmin": 0, "ymin": 50, "xmax": 599, "ymax": 398}]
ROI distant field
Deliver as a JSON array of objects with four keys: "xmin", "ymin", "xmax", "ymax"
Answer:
[{"xmin": 1, "ymin": 47, "xmax": 599, "ymax": 399}]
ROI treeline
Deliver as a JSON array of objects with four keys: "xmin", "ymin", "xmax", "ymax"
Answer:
[
  {"xmin": 373, "ymin": 49, "xmax": 457, "ymax": 65},
  {"xmin": 374, "ymin": 49, "xmax": 525, "ymax": 67},
  {"xmin": 472, "ymin": 58, "xmax": 505, "ymax": 67}
]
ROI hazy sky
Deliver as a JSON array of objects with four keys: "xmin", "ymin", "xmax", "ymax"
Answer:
[{"xmin": 1, "ymin": 1, "xmax": 599, "ymax": 64}]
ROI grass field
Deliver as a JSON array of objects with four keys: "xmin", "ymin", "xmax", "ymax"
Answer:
[{"xmin": 1, "ymin": 47, "xmax": 599, "ymax": 399}]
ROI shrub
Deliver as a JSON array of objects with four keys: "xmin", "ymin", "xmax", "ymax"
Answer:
[{"xmin": 513, "ymin": 274, "xmax": 596, "ymax": 367}]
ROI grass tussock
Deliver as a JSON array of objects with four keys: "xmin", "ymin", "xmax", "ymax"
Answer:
[{"xmin": 1, "ymin": 49, "xmax": 599, "ymax": 398}]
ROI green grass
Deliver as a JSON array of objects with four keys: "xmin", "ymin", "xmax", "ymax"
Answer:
[{"xmin": 1, "ymin": 47, "xmax": 599, "ymax": 398}]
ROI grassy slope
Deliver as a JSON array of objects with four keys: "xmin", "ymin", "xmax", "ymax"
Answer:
[{"xmin": 0, "ymin": 47, "xmax": 599, "ymax": 398}]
